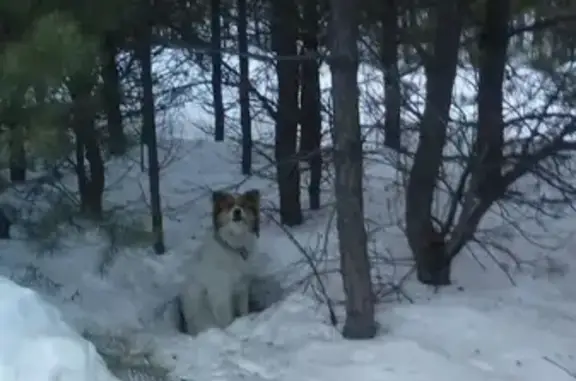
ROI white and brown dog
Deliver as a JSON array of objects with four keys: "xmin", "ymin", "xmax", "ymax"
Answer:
[{"xmin": 178, "ymin": 189, "xmax": 260, "ymax": 335}]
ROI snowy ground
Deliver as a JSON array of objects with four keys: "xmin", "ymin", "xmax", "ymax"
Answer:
[
  {"xmin": 2, "ymin": 51, "xmax": 576, "ymax": 380},
  {"xmin": 0, "ymin": 277, "xmax": 120, "ymax": 381},
  {"xmin": 1, "ymin": 136, "xmax": 576, "ymax": 381}
]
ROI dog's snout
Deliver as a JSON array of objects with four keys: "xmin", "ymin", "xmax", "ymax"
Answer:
[{"xmin": 232, "ymin": 207, "xmax": 243, "ymax": 221}]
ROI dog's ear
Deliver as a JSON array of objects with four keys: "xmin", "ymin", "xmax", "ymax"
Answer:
[
  {"xmin": 243, "ymin": 189, "xmax": 260, "ymax": 205},
  {"xmin": 242, "ymin": 189, "xmax": 260, "ymax": 236},
  {"xmin": 212, "ymin": 190, "xmax": 233, "ymax": 230}
]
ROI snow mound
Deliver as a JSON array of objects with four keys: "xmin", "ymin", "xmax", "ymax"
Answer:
[{"xmin": 0, "ymin": 276, "xmax": 119, "ymax": 381}]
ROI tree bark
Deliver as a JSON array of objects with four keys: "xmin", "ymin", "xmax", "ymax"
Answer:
[
  {"xmin": 69, "ymin": 77, "xmax": 105, "ymax": 219},
  {"xmin": 440, "ymin": 0, "xmax": 512, "ymax": 265},
  {"xmin": 238, "ymin": 0, "xmax": 252, "ymax": 174},
  {"xmin": 473, "ymin": 0, "xmax": 510, "ymax": 200},
  {"xmin": 102, "ymin": 32, "xmax": 127, "ymax": 156},
  {"xmin": 404, "ymin": 0, "xmax": 463, "ymax": 286},
  {"xmin": 211, "ymin": 0, "xmax": 225, "ymax": 142},
  {"xmin": 380, "ymin": 0, "xmax": 401, "ymax": 151},
  {"xmin": 9, "ymin": 125, "xmax": 26, "ymax": 183},
  {"xmin": 329, "ymin": 0, "xmax": 376, "ymax": 339},
  {"xmin": 300, "ymin": 0, "xmax": 323, "ymax": 210},
  {"xmin": 272, "ymin": 0, "xmax": 303, "ymax": 226},
  {"xmin": 137, "ymin": 0, "xmax": 166, "ymax": 254}
]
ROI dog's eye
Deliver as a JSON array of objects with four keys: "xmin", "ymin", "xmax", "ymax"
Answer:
[{"xmin": 218, "ymin": 197, "xmax": 236, "ymax": 210}]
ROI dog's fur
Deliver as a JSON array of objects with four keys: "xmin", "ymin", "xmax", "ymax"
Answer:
[{"xmin": 178, "ymin": 189, "xmax": 260, "ymax": 335}]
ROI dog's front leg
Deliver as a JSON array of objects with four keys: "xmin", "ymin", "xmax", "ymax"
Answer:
[
  {"xmin": 235, "ymin": 286, "xmax": 250, "ymax": 317},
  {"xmin": 210, "ymin": 294, "xmax": 235, "ymax": 328}
]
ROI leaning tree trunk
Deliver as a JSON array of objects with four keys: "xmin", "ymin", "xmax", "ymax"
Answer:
[
  {"xmin": 271, "ymin": 0, "xmax": 303, "ymax": 226},
  {"xmin": 329, "ymin": 0, "xmax": 376, "ymax": 339},
  {"xmin": 300, "ymin": 0, "xmax": 322, "ymax": 210},
  {"xmin": 211, "ymin": 0, "xmax": 225, "ymax": 142},
  {"xmin": 137, "ymin": 3, "xmax": 166, "ymax": 255},
  {"xmin": 238, "ymin": 0, "xmax": 252, "ymax": 175},
  {"xmin": 404, "ymin": 0, "xmax": 463, "ymax": 286},
  {"xmin": 102, "ymin": 32, "xmax": 127, "ymax": 156},
  {"xmin": 442, "ymin": 0, "xmax": 511, "ymax": 261}
]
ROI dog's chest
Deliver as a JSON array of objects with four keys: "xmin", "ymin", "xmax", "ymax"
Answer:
[{"xmin": 193, "ymin": 241, "xmax": 252, "ymax": 288}]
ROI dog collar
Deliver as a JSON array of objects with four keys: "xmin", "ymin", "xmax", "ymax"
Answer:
[{"xmin": 214, "ymin": 234, "xmax": 249, "ymax": 260}]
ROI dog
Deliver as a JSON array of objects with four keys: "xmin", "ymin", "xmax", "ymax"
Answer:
[{"xmin": 178, "ymin": 188, "xmax": 260, "ymax": 335}]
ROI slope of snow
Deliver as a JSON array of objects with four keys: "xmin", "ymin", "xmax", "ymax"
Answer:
[
  {"xmin": 127, "ymin": 288, "xmax": 576, "ymax": 381},
  {"xmin": 0, "ymin": 276, "xmax": 119, "ymax": 381},
  {"xmin": 0, "ymin": 49, "xmax": 576, "ymax": 380},
  {"xmin": 1, "ymin": 138, "xmax": 576, "ymax": 381}
]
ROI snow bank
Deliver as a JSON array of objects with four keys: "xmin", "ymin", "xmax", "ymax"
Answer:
[{"xmin": 0, "ymin": 276, "xmax": 119, "ymax": 381}]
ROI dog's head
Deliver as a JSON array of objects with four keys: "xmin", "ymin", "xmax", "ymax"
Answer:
[{"xmin": 212, "ymin": 189, "xmax": 260, "ymax": 239}]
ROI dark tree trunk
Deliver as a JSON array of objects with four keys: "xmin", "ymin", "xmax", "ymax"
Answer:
[
  {"xmin": 416, "ymin": 228, "xmax": 452, "ymax": 285},
  {"xmin": 300, "ymin": 0, "xmax": 322, "ymax": 210},
  {"xmin": 74, "ymin": 127, "xmax": 88, "ymax": 214},
  {"xmin": 83, "ymin": 127, "xmax": 105, "ymax": 218},
  {"xmin": 474, "ymin": 0, "xmax": 510, "ymax": 200},
  {"xmin": 238, "ymin": 0, "xmax": 252, "ymax": 175},
  {"xmin": 0, "ymin": 209, "xmax": 11, "ymax": 239},
  {"xmin": 102, "ymin": 32, "xmax": 127, "ymax": 156},
  {"xmin": 404, "ymin": 0, "xmax": 463, "ymax": 286},
  {"xmin": 272, "ymin": 0, "xmax": 303, "ymax": 226},
  {"xmin": 211, "ymin": 0, "xmax": 225, "ymax": 142},
  {"xmin": 329, "ymin": 0, "xmax": 376, "ymax": 339},
  {"xmin": 380, "ymin": 0, "xmax": 401, "ymax": 151},
  {"xmin": 69, "ymin": 78, "xmax": 105, "ymax": 219},
  {"xmin": 438, "ymin": 0, "xmax": 512, "ymax": 266},
  {"xmin": 137, "ymin": 2, "xmax": 166, "ymax": 255},
  {"xmin": 9, "ymin": 126, "xmax": 26, "ymax": 183}
]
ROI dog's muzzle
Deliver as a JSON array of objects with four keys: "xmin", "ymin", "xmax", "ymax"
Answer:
[{"xmin": 232, "ymin": 207, "xmax": 243, "ymax": 222}]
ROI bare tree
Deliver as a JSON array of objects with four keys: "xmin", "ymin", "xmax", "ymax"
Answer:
[
  {"xmin": 137, "ymin": 0, "xmax": 165, "ymax": 255},
  {"xmin": 380, "ymin": 0, "xmax": 401, "ymax": 151},
  {"xmin": 68, "ymin": 75, "xmax": 105, "ymax": 219},
  {"xmin": 404, "ymin": 0, "xmax": 464, "ymax": 286},
  {"xmin": 238, "ymin": 0, "xmax": 252, "ymax": 174},
  {"xmin": 329, "ymin": 0, "xmax": 376, "ymax": 339},
  {"xmin": 271, "ymin": 0, "xmax": 303, "ymax": 226},
  {"xmin": 9, "ymin": 122, "xmax": 26, "ymax": 183},
  {"xmin": 101, "ymin": 31, "xmax": 127, "ymax": 156},
  {"xmin": 4, "ymin": 96, "xmax": 27, "ymax": 183},
  {"xmin": 212, "ymin": 0, "xmax": 225, "ymax": 142},
  {"xmin": 299, "ymin": 0, "xmax": 323, "ymax": 210}
]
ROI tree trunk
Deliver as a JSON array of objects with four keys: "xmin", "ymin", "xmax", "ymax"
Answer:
[
  {"xmin": 300, "ymin": 0, "xmax": 322, "ymax": 210},
  {"xmin": 473, "ymin": 0, "xmax": 510, "ymax": 200},
  {"xmin": 137, "ymin": 2, "xmax": 166, "ymax": 255},
  {"xmin": 83, "ymin": 124, "xmax": 105, "ymax": 219},
  {"xmin": 9, "ymin": 125, "xmax": 26, "ymax": 183},
  {"xmin": 0, "ymin": 209, "xmax": 10, "ymax": 239},
  {"xmin": 238, "ymin": 0, "xmax": 252, "ymax": 175},
  {"xmin": 74, "ymin": 127, "xmax": 88, "ymax": 214},
  {"xmin": 211, "ymin": 0, "xmax": 225, "ymax": 142},
  {"xmin": 439, "ymin": 0, "xmax": 511, "ymax": 266},
  {"xmin": 404, "ymin": 0, "xmax": 463, "ymax": 286},
  {"xmin": 380, "ymin": 0, "xmax": 401, "ymax": 151},
  {"xmin": 272, "ymin": 0, "xmax": 303, "ymax": 226},
  {"xmin": 329, "ymin": 0, "xmax": 376, "ymax": 339},
  {"xmin": 69, "ymin": 78, "xmax": 105, "ymax": 219},
  {"xmin": 102, "ymin": 32, "xmax": 127, "ymax": 156}
]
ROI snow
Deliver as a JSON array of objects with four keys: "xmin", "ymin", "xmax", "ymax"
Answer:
[
  {"xmin": 0, "ymin": 276, "xmax": 119, "ymax": 381},
  {"xmin": 1, "ymin": 50, "xmax": 576, "ymax": 380}
]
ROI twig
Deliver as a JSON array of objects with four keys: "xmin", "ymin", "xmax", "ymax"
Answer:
[
  {"xmin": 266, "ymin": 210, "xmax": 338, "ymax": 327},
  {"xmin": 543, "ymin": 356, "xmax": 576, "ymax": 379}
]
